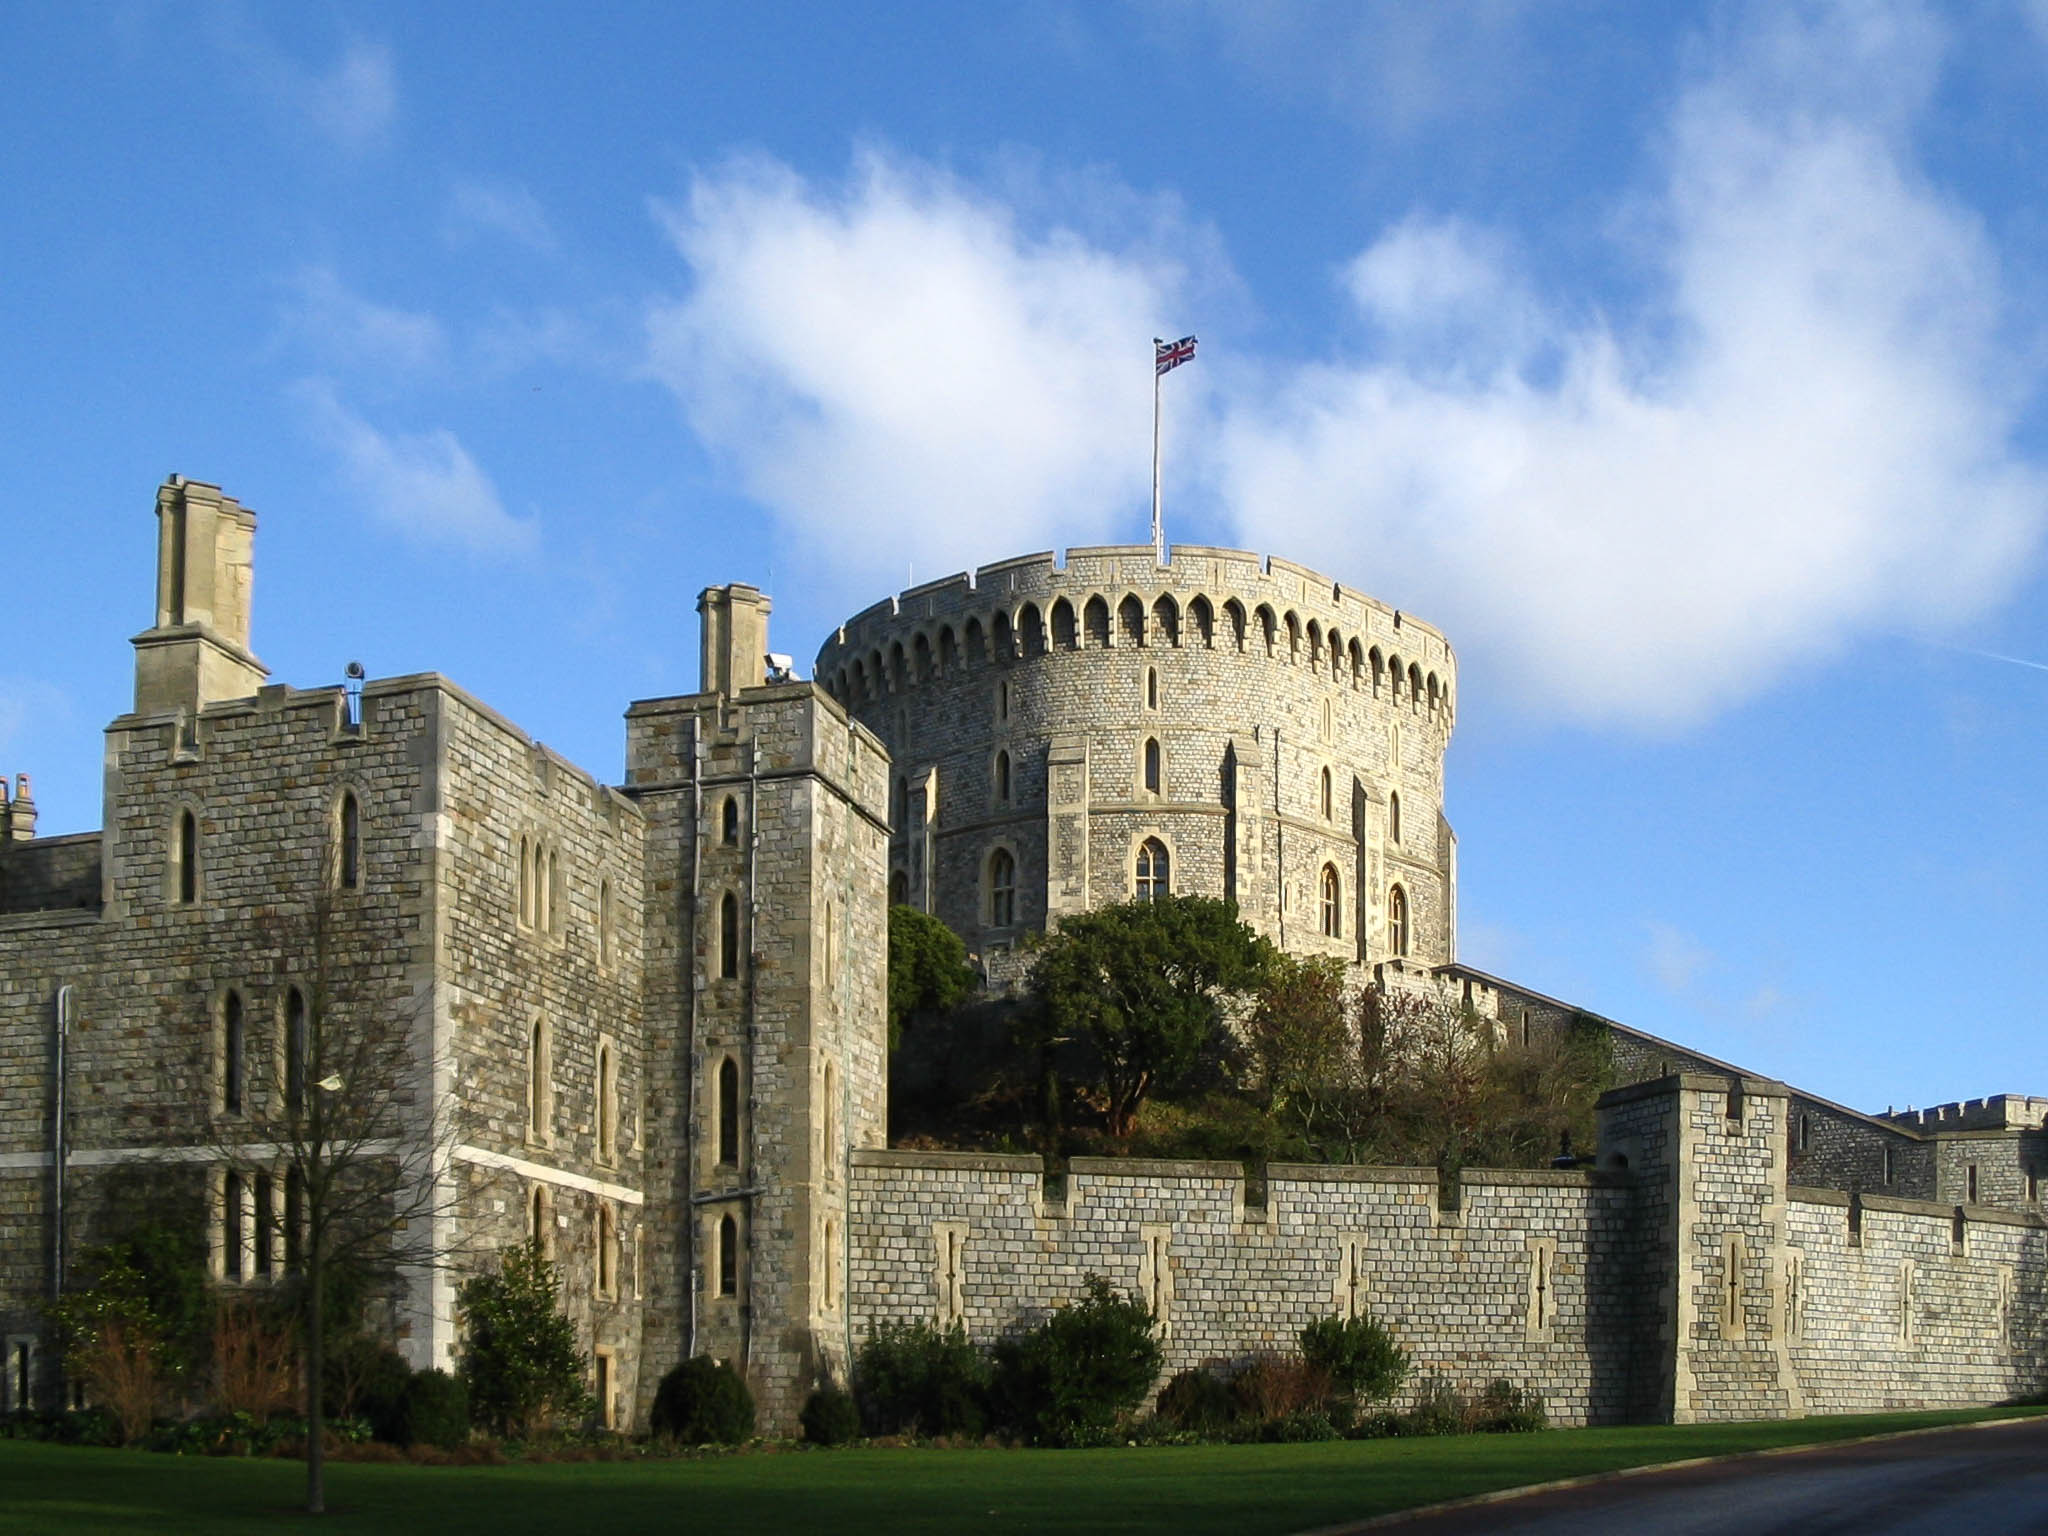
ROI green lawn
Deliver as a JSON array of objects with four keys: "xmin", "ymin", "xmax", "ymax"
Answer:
[{"xmin": 3, "ymin": 1408, "xmax": 2040, "ymax": 1536}]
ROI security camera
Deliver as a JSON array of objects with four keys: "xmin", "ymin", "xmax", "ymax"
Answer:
[{"xmin": 765, "ymin": 653, "xmax": 796, "ymax": 682}]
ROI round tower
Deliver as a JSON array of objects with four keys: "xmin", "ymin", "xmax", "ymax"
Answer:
[{"xmin": 814, "ymin": 545, "xmax": 1457, "ymax": 978}]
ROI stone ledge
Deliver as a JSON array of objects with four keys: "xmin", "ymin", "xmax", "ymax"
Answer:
[
  {"xmin": 1597, "ymin": 1071, "xmax": 1791, "ymax": 1109},
  {"xmin": 1069, "ymin": 1156, "xmax": 1243, "ymax": 1180},
  {"xmin": 1462, "ymin": 1167, "xmax": 1627, "ymax": 1189},
  {"xmin": 852, "ymin": 1148, "xmax": 1042, "ymax": 1174},
  {"xmin": 1267, "ymin": 1162, "xmax": 1436, "ymax": 1185}
]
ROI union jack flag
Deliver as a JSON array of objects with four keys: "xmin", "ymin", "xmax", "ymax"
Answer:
[{"xmin": 1155, "ymin": 334, "xmax": 1198, "ymax": 376}]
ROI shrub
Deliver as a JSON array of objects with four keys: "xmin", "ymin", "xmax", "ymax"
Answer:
[
  {"xmin": 1299, "ymin": 1313, "xmax": 1408, "ymax": 1405},
  {"xmin": 1154, "ymin": 1367, "xmax": 1235, "ymax": 1436},
  {"xmin": 1471, "ymin": 1378, "xmax": 1547, "ymax": 1433},
  {"xmin": 800, "ymin": 1385, "xmax": 861, "ymax": 1446},
  {"xmin": 325, "ymin": 1339, "xmax": 414, "ymax": 1443},
  {"xmin": 210, "ymin": 1300, "xmax": 297, "ymax": 1418},
  {"xmin": 651, "ymin": 1356, "xmax": 755, "ymax": 1445},
  {"xmin": 400, "ymin": 1369, "xmax": 471, "ymax": 1449},
  {"xmin": 990, "ymin": 1276, "xmax": 1161, "ymax": 1447},
  {"xmin": 1229, "ymin": 1353, "xmax": 1332, "ymax": 1424},
  {"xmin": 854, "ymin": 1321, "xmax": 990, "ymax": 1437},
  {"xmin": 458, "ymin": 1242, "xmax": 592, "ymax": 1436},
  {"xmin": 1400, "ymin": 1378, "xmax": 1469, "ymax": 1436}
]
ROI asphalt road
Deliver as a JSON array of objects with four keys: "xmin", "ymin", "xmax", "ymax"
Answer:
[{"xmin": 1328, "ymin": 1418, "xmax": 2048, "ymax": 1535}]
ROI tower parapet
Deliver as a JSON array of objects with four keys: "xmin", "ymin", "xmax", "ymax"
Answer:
[{"xmin": 814, "ymin": 545, "xmax": 1458, "ymax": 969}]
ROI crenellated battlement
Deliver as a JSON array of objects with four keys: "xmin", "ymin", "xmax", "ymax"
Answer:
[
  {"xmin": 817, "ymin": 544, "xmax": 1457, "ymax": 739},
  {"xmin": 1884, "ymin": 1096, "xmax": 2048, "ymax": 1132}
]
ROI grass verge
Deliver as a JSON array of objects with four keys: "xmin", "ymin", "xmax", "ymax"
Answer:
[{"xmin": 3, "ymin": 1406, "xmax": 2041, "ymax": 1536}]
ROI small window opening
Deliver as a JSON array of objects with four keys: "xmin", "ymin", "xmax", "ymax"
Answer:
[
  {"xmin": 254, "ymin": 1174, "xmax": 274, "ymax": 1278},
  {"xmin": 988, "ymin": 848, "xmax": 1016, "ymax": 927},
  {"xmin": 718, "ymin": 1214, "xmax": 738, "ymax": 1296},
  {"xmin": 1320, "ymin": 767, "xmax": 1332, "ymax": 820},
  {"xmin": 1143, "ymin": 738, "xmax": 1161, "ymax": 795},
  {"xmin": 719, "ymin": 891, "xmax": 741, "ymax": 979},
  {"xmin": 1387, "ymin": 885, "xmax": 1409, "ymax": 958},
  {"xmin": 1388, "ymin": 791, "xmax": 1401, "ymax": 844},
  {"xmin": 717, "ymin": 1058, "xmax": 740, "ymax": 1166},
  {"xmin": 177, "ymin": 810, "xmax": 199, "ymax": 905},
  {"xmin": 721, "ymin": 795, "xmax": 740, "ymax": 846},
  {"xmin": 223, "ymin": 1171, "xmax": 245, "ymax": 1281},
  {"xmin": 598, "ymin": 1205, "xmax": 617, "ymax": 1297},
  {"xmin": 1319, "ymin": 865, "xmax": 1340, "ymax": 937},
  {"xmin": 1882, "ymin": 1146, "xmax": 1895, "ymax": 1185},
  {"xmin": 1136, "ymin": 838, "xmax": 1170, "ymax": 901},
  {"xmin": 993, "ymin": 751, "xmax": 1011, "ymax": 804},
  {"xmin": 285, "ymin": 987, "xmax": 307, "ymax": 1116},
  {"xmin": 337, "ymin": 791, "xmax": 360, "ymax": 890},
  {"xmin": 528, "ymin": 1018, "xmax": 552, "ymax": 1141},
  {"xmin": 1145, "ymin": 667, "xmax": 1158, "ymax": 711},
  {"xmin": 1967, "ymin": 1164, "xmax": 1979, "ymax": 1204},
  {"xmin": 597, "ymin": 1043, "xmax": 616, "ymax": 1165},
  {"xmin": 222, "ymin": 991, "xmax": 245, "ymax": 1115}
]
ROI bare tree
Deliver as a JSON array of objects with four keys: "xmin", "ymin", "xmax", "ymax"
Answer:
[{"xmin": 214, "ymin": 863, "xmax": 467, "ymax": 1514}]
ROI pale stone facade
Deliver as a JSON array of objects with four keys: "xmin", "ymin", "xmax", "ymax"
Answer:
[{"xmin": 0, "ymin": 478, "xmax": 2041, "ymax": 1431}]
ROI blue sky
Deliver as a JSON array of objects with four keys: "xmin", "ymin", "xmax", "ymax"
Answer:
[{"xmin": 5, "ymin": 2, "xmax": 2046, "ymax": 1114}]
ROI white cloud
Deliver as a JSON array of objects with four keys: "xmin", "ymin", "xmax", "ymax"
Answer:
[
  {"xmin": 1216, "ymin": 3, "xmax": 2047, "ymax": 727},
  {"xmin": 445, "ymin": 181, "xmax": 558, "ymax": 253},
  {"xmin": 281, "ymin": 267, "xmax": 446, "ymax": 375},
  {"xmin": 1646, "ymin": 921, "xmax": 1712, "ymax": 995},
  {"xmin": 212, "ymin": 20, "xmax": 397, "ymax": 151},
  {"xmin": 645, "ymin": 151, "xmax": 1198, "ymax": 588},
  {"xmin": 296, "ymin": 381, "xmax": 537, "ymax": 557}
]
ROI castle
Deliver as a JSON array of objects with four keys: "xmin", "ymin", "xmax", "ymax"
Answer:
[{"xmin": 0, "ymin": 478, "xmax": 2041, "ymax": 1431}]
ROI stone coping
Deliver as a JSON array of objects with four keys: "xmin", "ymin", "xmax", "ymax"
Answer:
[
  {"xmin": 1068, "ymin": 1156, "xmax": 1244, "ymax": 1180},
  {"xmin": 1268, "ymin": 1163, "xmax": 1437, "ymax": 1185},
  {"xmin": 1461, "ymin": 1167, "xmax": 1627, "ymax": 1189},
  {"xmin": 0, "ymin": 829, "xmax": 100, "ymax": 849},
  {"xmin": 1597, "ymin": 1071, "xmax": 1790, "ymax": 1109},
  {"xmin": 1860, "ymin": 1191, "xmax": 1964, "ymax": 1219},
  {"xmin": 851, "ymin": 1148, "xmax": 1041, "ymax": 1174},
  {"xmin": 1789, "ymin": 1185, "xmax": 1852, "ymax": 1208},
  {"xmin": 1790, "ymin": 1186, "xmax": 2043, "ymax": 1226},
  {"xmin": 0, "ymin": 907, "xmax": 102, "ymax": 933}
]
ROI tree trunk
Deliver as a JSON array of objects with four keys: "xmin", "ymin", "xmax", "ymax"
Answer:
[{"xmin": 306, "ymin": 1231, "xmax": 325, "ymax": 1515}]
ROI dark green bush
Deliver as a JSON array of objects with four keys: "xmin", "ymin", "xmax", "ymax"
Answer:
[
  {"xmin": 1399, "ymin": 1378, "xmax": 1468, "ymax": 1436},
  {"xmin": 800, "ymin": 1385, "xmax": 861, "ymax": 1445},
  {"xmin": 651, "ymin": 1356, "xmax": 755, "ymax": 1445},
  {"xmin": 854, "ymin": 1321, "xmax": 989, "ymax": 1437},
  {"xmin": 400, "ymin": 1368, "xmax": 471, "ymax": 1448},
  {"xmin": 1154, "ymin": 1366, "xmax": 1235, "ymax": 1435},
  {"xmin": 990, "ymin": 1276, "xmax": 1161, "ymax": 1447},
  {"xmin": 325, "ymin": 1338, "xmax": 414, "ymax": 1442},
  {"xmin": 1471, "ymin": 1378, "xmax": 1547, "ymax": 1433},
  {"xmin": 1299, "ymin": 1313, "xmax": 1408, "ymax": 1404}
]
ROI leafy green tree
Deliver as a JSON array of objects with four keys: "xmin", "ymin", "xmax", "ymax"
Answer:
[
  {"xmin": 651, "ymin": 1356, "xmax": 755, "ymax": 1444},
  {"xmin": 888, "ymin": 904, "xmax": 976, "ymax": 1047},
  {"xmin": 1300, "ymin": 1312, "xmax": 1408, "ymax": 1404},
  {"xmin": 1027, "ymin": 895, "xmax": 1273, "ymax": 1138},
  {"xmin": 456, "ymin": 1241, "xmax": 591, "ymax": 1437},
  {"xmin": 990, "ymin": 1275, "xmax": 1162, "ymax": 1446}
]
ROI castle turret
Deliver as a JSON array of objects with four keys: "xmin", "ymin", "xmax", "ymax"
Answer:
[
  {"xmin": 3, "ymin": 775, "xmax": 34, "ymax": 841},
  {"xmin": 130, "ymin": 477, "xmax": 268, "ymax": 718}
]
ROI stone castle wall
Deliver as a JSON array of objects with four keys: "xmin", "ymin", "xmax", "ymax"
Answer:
[{"xmin": 813, "ymin": 547, "xmax": 1458, "ymax": 969}]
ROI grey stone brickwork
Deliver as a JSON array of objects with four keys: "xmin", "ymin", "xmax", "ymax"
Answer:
[
  {"xmin": 814, "ymin": 547, "xmax": 1458, "ymax": 972},
  {"xmin": 2, "ymin": 479, "xmax": 2042, "ymax": 1433}
]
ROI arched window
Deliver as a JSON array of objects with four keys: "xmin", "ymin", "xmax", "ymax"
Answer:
[
  {"xmin": 528, "ymin": 1183, "xmax": 553, "ymax": 1259},
  {"xmin": 1320, "ymin": 767, "xmax": 1333, "ymax": 820},
  {"xmin": 717, "ymin": 1056, "xmax": 741, "ymax": 1166},
  {"xmin": 1388, "ymin": 884, "xmax": 1410, "ymax": 958},
  {"xmin": 1320, "ymin": 697, "xmax": 1334, "ymax": 743},
  {"xmin": 1388, "ymin": 791, "xmax": 1401, "ymax": 845},
  {"xmin": 284, "ymin": 986, "xmax": 307, "ymax": 1116},
  {"xmin": 597, "ymin": 1204, "xmax": 617, "ymax": 1298},
  {"xmin": 721, "ymin": 795, "xmax": 740, "ymax": 846},
  {"xmin": 719, "ymin": 891, "xmax": 741, "ymax": 979},
  {"xmin": 222, "ymin": 1171, "xmax": 245, "ymax": 1281},
  {"xmin": 1409, "ymin": 663, "xmax": 1424, "ymax": 709},
  {"xmin": 1143, "ymin": 738, "xmax": 1162, "ymax": 795},
  {"xmin": 174, "ymin": 808, "xmax": 199, "ymax": 905},
  {"xmin": 222, "ymin": 990, "xmax": 245, "ymax": 1115},
  {"xmin": 1135, "ymin": 837, "xmax": 1170, "ymax": 900},
  {"xmin": 597, "ymin": 1042, "xmax": 617, "ymax": 1165},
  {"xmin": 988, "ymin": 848, "xmax": 1016, "ymax": 927},
  {"xmin": 336, "ymin": 790, "xmax": 361, "ymax": 890},
  {"xmin": 1320, "ymin": 865, "xmax": 1341, "ymax": 937},
  {"xmin": 993, "ymin": 750, "xmax": 1011, "ymax": 804},
  {"xmin": 718, "ymin": 1214, "xmax": 738, "ymax": 1296},
  {"xmin": 1083, "ymin": 596, "xmax": 1110, "ymax": 648},
  {"xmin": 889, "ymin": 868, "xmax": 908, "ymax": 905},
  {"xmin": 1118, "ymin": 594, "xmax": 1146, "ymax": 646},
  {"xmin": 545, "ymin": 847, "xmax": 558, "ymax": 934},
  {"xmin": 528, "ymin": 1017, "xmax": 552, "ymax": 1143}
]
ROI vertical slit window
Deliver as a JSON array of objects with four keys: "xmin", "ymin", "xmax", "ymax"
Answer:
[
  {"xmin": 717, "ymin": 1057, "xmax": 741, "ymax": 1166},
  {"xmin": 1388, "ymin": 885, "xmax": 1409, "ymax": 958},
  {"xmin": 988, "ymin": 848, "xmax": 1016, "ymax": 927},
  {"xmin": 222, "ymin": 991, "xmax": 245, "ymax": 1115},
  {"xmin": 721, "ymin": 795, "xmax": 740, "ymax": 846},
  {"xmin": 1388, "ymin": 792, "xmax": 1401, "ymax": 844},
  {"xmin": 1143, "ymin": 738, "xmax": 1161, "ymax": 795},
  {"xmin": 177, "ymin": 810, "xmax": 199, "ymax": 905},
  {"xmin": 597, "ymin": 1043, "xmax": 616, "ymax": 1165},
  {"xmin": 719, "ymin": 891, "xmax": 741, "ymax": 978},
  {"xmin": 285, "ymin": 987, "xmax": 307, "ymax": 1116},
  {"xmin": 718, "ymin": 1214, "xmax": 738, "ymax": 1296},
  {"xmin": 1320, "ymin": 865, "xmax": 1340, "ymax": 937},
  {"xmin": 338, "ymin": 791, "xmax": 360, "ymax": 890}
]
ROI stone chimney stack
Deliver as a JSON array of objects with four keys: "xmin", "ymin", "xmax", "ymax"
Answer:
[
  {"xmin": 697, "ymin": 583, "xmax": 772, "ymax": 698},
  {"xmin": 3, "ymin": 774, "xmax": 33, "ymax": 841},
  {"xmin": 131, "ymin": 476, "xmax": 269, "ymax": 718}
]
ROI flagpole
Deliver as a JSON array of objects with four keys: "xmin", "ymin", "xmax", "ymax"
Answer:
[{"xmin": 1151, "ymin": 340, "xmax": 1165, "ymax": 565}]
